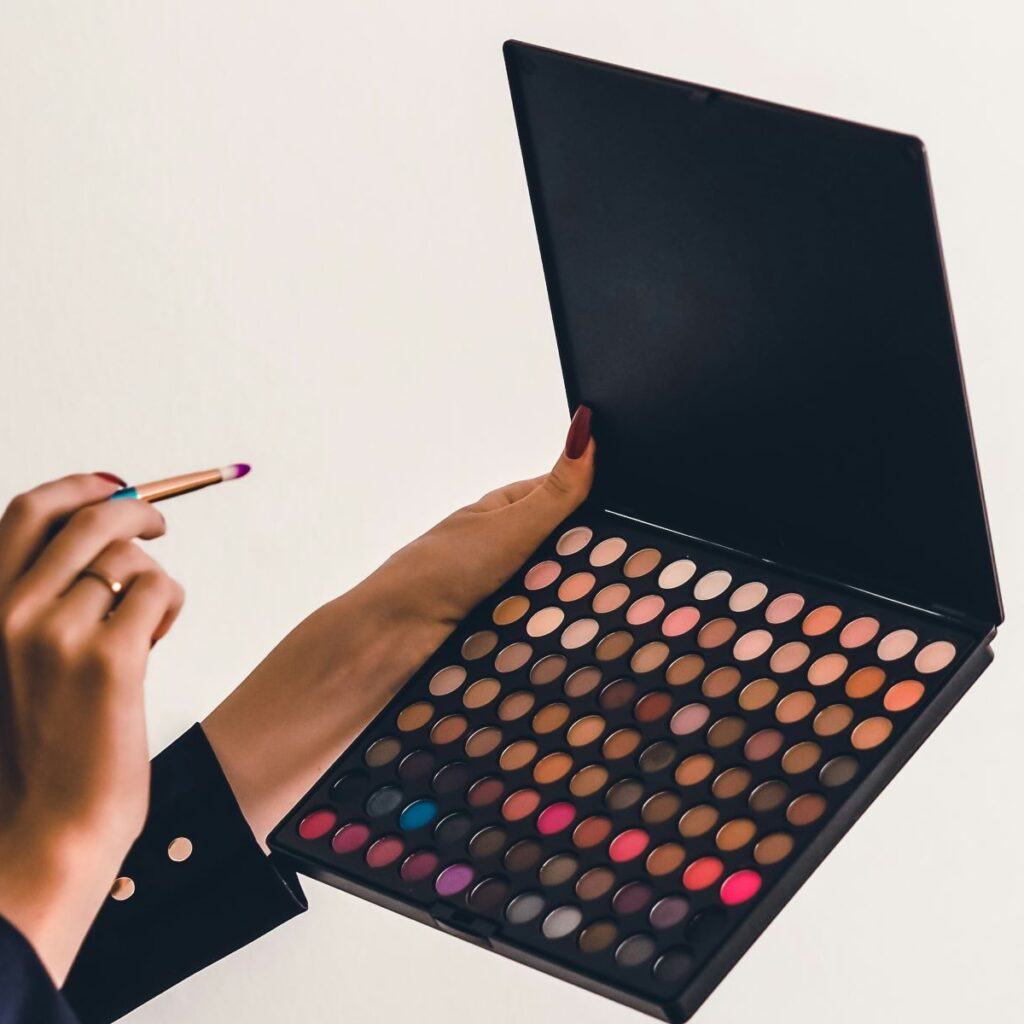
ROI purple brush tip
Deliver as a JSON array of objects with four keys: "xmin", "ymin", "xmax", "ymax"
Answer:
[{"xmin": 221, "ymin": 463, "xmax": 251, "ymax": 481}]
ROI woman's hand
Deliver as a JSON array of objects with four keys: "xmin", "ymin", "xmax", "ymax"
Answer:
[
  {"xmin": 0, "ymin": 473, "xmax": 184, "ymax": 984},
  {"xmin": 204, "ymin": 408, "xmax": 594, "ymax": 845}
]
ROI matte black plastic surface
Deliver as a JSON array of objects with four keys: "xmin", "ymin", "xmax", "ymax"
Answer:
[{"xmin": 504, "ymin": 41, "xmax": 1001, "ymax": 627}]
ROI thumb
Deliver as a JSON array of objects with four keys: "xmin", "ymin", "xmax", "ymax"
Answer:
[{"xmin": 503, "ymin": 405, "xmax": 595, "ymax": 548}]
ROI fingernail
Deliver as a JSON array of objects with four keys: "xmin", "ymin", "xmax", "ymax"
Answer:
[
  {"xmin": 564, "ymin": 405, "xmax": 592, "ymax": 460},
  {"xmin": 95, "ymin": 472, "xmax": 127, "ymax": 486}
]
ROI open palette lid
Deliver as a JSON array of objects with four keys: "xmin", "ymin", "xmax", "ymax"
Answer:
[{"xmin": 504, "ymin": 41, "xmax": 1001, "ymax": 629}]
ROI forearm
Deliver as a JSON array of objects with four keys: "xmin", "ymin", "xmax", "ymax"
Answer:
[{"xmin": 202, "ymin": 568, "xmax": 453, "ymax": 847}]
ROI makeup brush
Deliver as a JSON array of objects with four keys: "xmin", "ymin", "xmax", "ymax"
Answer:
[{"xmin": 109, "ymin": 464, "xmax": 251, "ymax": 503}]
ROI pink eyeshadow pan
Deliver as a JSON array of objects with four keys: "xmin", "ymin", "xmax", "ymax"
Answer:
[
  {"xmin": 765, "ymin": 593, "xmax": 805, "ymax": 624},
  {"xmin": 525, "ymin": 560, "xmax": 562, "ymax": 590}
]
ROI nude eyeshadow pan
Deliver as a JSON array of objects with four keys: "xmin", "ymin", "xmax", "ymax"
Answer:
[{"xmin": 271, "ymin": 41, "xmax": 1001, "ymax": 1023}]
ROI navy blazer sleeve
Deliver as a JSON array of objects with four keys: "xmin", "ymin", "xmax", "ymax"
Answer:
[
  {"xmin": 0, "ymin": 917, "xmax": 79, "ymax": 1024},
  {"xmin": 54, "ymin": 724, "xmax": 307, "ymax": 1023}
]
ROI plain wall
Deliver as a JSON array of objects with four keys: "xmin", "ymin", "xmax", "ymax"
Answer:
[{"xmin": 1, "ymin": 3, "xmax": 1021, "ymax": 1022}]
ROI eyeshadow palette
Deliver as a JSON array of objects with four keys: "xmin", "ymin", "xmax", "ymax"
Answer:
[{"xmin": 271, "ymin": 41, "xmax": 1001, "ymax": 1022}]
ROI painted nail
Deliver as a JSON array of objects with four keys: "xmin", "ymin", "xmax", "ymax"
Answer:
[
  {"xmin": 564, "ymin": 405, "xmax": 592, "ymax": 460},
  {"xmin": 95, "ymin": 472, "xmax": 127, "ymax": 486}
]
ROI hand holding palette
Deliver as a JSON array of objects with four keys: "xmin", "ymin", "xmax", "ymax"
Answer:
[{"xmin": 271, "ymin": 42, "xmax": 1002, "ymax": 1022}]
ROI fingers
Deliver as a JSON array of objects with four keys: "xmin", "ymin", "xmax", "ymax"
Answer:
[
  {"xmin": 0, "ymin": 474, "xmax": 125, "ymax": 591},
  {"xmin": 6, "ymin": 499, "xmax": 165, "ymax": 618},
  {"xmin": 471, "ymin": 475, "xmax": 545, "ymax": 512},
  {"xmin": 58, "ymin": 540, "xmax": 161, "ymax": 625},
  {"xmin": 105, "ymin": 569, "xmax": 184, "ymax": 650}
]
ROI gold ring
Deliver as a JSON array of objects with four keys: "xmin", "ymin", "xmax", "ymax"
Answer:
[{"xmin": 79, "ymin": 567, "xmax": 124, "ymax": 596}]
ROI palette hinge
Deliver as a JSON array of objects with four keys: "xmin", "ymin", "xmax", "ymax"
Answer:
[{"xmin": 430, "ymin": 903, "xmax": 498, "ymax": 949}]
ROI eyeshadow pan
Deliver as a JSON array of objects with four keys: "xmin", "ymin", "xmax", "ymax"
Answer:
[
  {"xmin": 884, "ymin": 679, "xmax": 925, "ymax": 712},
  {"xmin": 525, "ymin": 560, "xmax": 562, "ymax": 591},
  {"xmin": 609, "ymin": 829, "xmax": 650, "ymax": 862},
  {"xmin": 593, "ymin": 583, "xmax": 631, "ymax": 613},
  {"xmin": 851, "ymin": 716, "xmax": 893, "ymax": 749},
  {"xmin": 590, "ymin": 537, "xmax": 628, "ymax": 566},
  {"xmin": 505, "ymin": 839, "xmax": 543, "ymax": 873},
  {"xmin": 494, "ymin": 596, "xmax": 530, "ymax": 626},
  {"xmin": 469, "ymin": 876, "xmax": 510, "ymax": 913},
  {"xmin": 846, "ymin": 666, "xmax": 886, "ymax": 699},
  {"xmin": 429, "ymin": 665, "xmax": 467, "ymax": 696},
  {"xmin": 701, "ymin": 666, "xmax": 741, "ymax": 699},
  {"xmin": 462, "ymin": 631, "xmax": 498, "ymax": 660},
  {"xmin": 537, "ymin": 802, "xmax": 577, "ymax": 835},
  {"xmin": 569, "ymin": 765, "xmax": 609, "ymax": 798},
  {"xmin": 465, "ymin": 727, "xmax": 502, "ymax": 757},
  {"xmin": 715, "ymin": 818, "xmax": 756, "ymax": 851},
  {"xmin": 331, "ymin": 771, "xmax": 370, "ymax": 803},
  {"xmin": 616, "ymin": 934, "xmax": 657, "ymax": 968},
  {"xmin": 646, "ymin": 843, "xmax": 685, "ymax": 876},
  {"xmin": 682, "ymin": 857, "xmax": 724, "ymax": 890},
  {"xmin": 365, "ymin": 737, "xmax": 402, "ymax": 766},
  {"xmin": 603, "ymin": 728, "xmax": 642, "ymax": 759},
  {"xmin": 641, "ymin": 791, "xmax": 681, "ymax": 824},
  {"xmin": 597, "ymin": 630, "xmax": 636, "ymax": 661},
  {"xmin": 555, "ymin": 526, "xmax": 592, "ymax": 556},
  {"xmin": 694, "ymin": 570, "xmax": 732, "ymax": 600},
  {"xmin": 653, "ymin": 948, "xmax": 694, "ymax": 984},
  {"xmin": 712, "ymin": 767, "xmax": 752, "ymax": 799},
  {"xmin": 506, "ymin": 891, "xmax": 545, "ymax": 924},
  {"xmin": 469, "ymin": 826, "xmax": 507, "ymax": 859},
  {"xmin": 744, "ymin": 729, "xmax": 784, "ymax": 761},
  {"xmin": 675, "ymin": 753, "xmax": 715, "ymax": 786},
  {"xmin": 526, "ymin": 607, "xmax": 565, "ymax": 637},
  {"xmin": 566, "ymin": 715, "xmax": 606, "ymax": 747},
  {"xmin": 729, "ymin": 581, "xmax": 769, "ymax": 612},
  {"xmin": 606, "ymin": 778, "xmax": 645, "ymax": 811},
  {"xmin": 733, "ymin": 629, "xmax": 773, "ymax": 661},
  {"xmin": 753, "ymin": 832, "xmax": 794, "ymax": 865},
  {"xmin": 775, "ymin": 691, "xmax": 815, "ymax": 724},
  {"xmin": 819, "ymin": 756, "xmax": 859, "ymax": 788},
  {"xmin": 562, "ymin": 618, "xmax": 600, "ymax": 649},
  {"xmin": 707, "ymin": 716, "xmax": 746, "ymax": 748},
  {"xmin": 434, "ymin": 863, "xmax": 474, "ymax": 896},
  {"xmin": 839, "ymin": 616, "xmax": 881, "ymax": 649},
  {"xmin": 534, "ymin": 751, "xmax": 574, "ymax": 783},
  {"xmin": 666, "ymin": 654, "xmax": 705, "ymax": 685},
  {"xmin": 638, "ymin": 741, "xmax": 676, "ymax": 774},
  {"xmin": 499, "ymin": 740, "xmax": 537, "ymax": 771},
  {"xmin": 430, "ymin": 715, "xmax": 468, "ymax": 745},
  {"xmin": 558, "ymin": 571, "xmax": 596, "ymax": 602},
  {"xmin": 697, "ymin": 618, "xmax": 737, "ymax": 649},
  {"xmin": 502, "ymin": 789, "xmax": 541, "ymax": 821},
  {"xmin": 658, "ymin": 559, "xmax": 697, "ymax": 589},
  {"xmin": 613, "ymin": 881, "xmax": 654, "ymax": 915},
  {"xmin": 807, "ymin": 653, "xmax": 848, "ymax": 686},
  {"xmin": 463, "ymin": 677, "xmax": 501, "ymax": 708},
  {"xmin": 564, "ymin": 665, "xmax": 602, "ymax": 698},
  {"xmin": 397, "ymin": 703, "xmax": 434, "ymax": 733},
  {"xmin": 573, "ymin": 816, "xmax": 613, "ymax": 849},
  {"xmin": 781, "ymin": 741, "xmax": 822, "ymax": 774},
  {"xmin": 877, "ymin": 629, "xmax": 918, "ymax": 662},
  {"xmin": 399, "ymin": 799, "xmax": 438, "ymax": 831},
  {"xmin": 298, "ymin": 809, "xmax": 336, "ymax": 840},
  {"xmin": 748, "ymin": 780, "xmax": 789, "ymax": 813},
  {"xmin": 720, "ymin": 869, "xmax": 762, "ymax": 905},
  {"xmin": 432, "ymin": 762, "xmax": 469, "ymax": 794},
  {"xmin": 802, "ymin": 605, "xmax": 842, "ymax": 636},
  {"xmin": 600, "ymin": 679, "xmax": 637, "ymax": 711},
  {"xmin": 366, "ymin": 836, "xmax": 404, "ymax": 868},
  {"xmin": 770, "ymin": 642, "xmax": 810, "ymax": 673},
  {"xmin": 678, "ymin": 805, "xmax": 719, "ymax": 838},
  {"xmin": 627, "ymin": 594, "xmax": 666, "ymax": 625},
  {"xmin": 661, "ymin": 605, "xmax": 701, "ymax": 637},
  {"xmin": 579, "ymin": 920, "xmax": 618, "ymax": 953},
  {"xmin": 813, "ymin": 704, "xmax": 854, "ymax": 736},
  {"xmin": 634, "ymin": 690, "xmax": 672, "ymax": 722},
  {"xmin": 533, "ymin": 702, "xmax": 571, "ymax": 733},
  {"xmin": 543, "ymin": 905, "xmax": 583, "ymax": 939},
  {"xmin": 624, "ymin": 548, "xmax": 662, "ymax": 577},
  {"xmin": 576, "ymin": 867, "xmax": 616, "ymax": 900},
  {"xmin": 498, "ymin": 691, "xmax": 535, "ymax": 721},
  {"xmin": 650, "ymin": 897, "xmax": 689, "ymax": 930},
  {"xmin": 530, "ymin": 654, "xmax": 567, "ymax": 686},
  {"xmin": 539, "ymin": 853, "xmax": 579, "ymax": 886},
  {"xmin": 365, "ymin": 786, "xmax": 403, "ymax": 817},
  {"xmin": 738, "ymin": 678, "xmax": 778, "ymax": 711},
  {"xmin": 765, "ymin": 593, "xmax": 805, "ymax": 624},
  {"xmin": 786, "ymin": 793, "xmax": 827, "ymax": 826},
  {"xmin": 495, "ymin": 642, "xmax": 533, "ymax": 673},
  {"xmin": 400, "ymin": 849, "xmax": 439, "ymax": 881},
  {"xmin": 915, "ymin": 640, "xmax": 956, "ymax": 674}
]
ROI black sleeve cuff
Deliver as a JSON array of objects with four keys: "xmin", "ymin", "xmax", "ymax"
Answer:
[
  {"xmin": 0, "ymin": 915, "xmax": 79, "ymax": 1024},
  {"xmin": 61, "ymin": 724, "xmax": 307, "ymax": 1024}
]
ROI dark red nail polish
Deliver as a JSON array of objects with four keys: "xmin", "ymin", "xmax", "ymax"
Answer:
[
  {"xmin": 565, "ymin": 405, "xmax": 592, "ymax": 459},
  {"xmin": 96, "ymin": 472, "xmax": 127, "ymax": 486}
]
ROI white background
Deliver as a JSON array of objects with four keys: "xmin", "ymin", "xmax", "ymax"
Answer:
[{"xmin": 2, "ymin": 2, "xmax": 1022, "ymax": 1022}]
